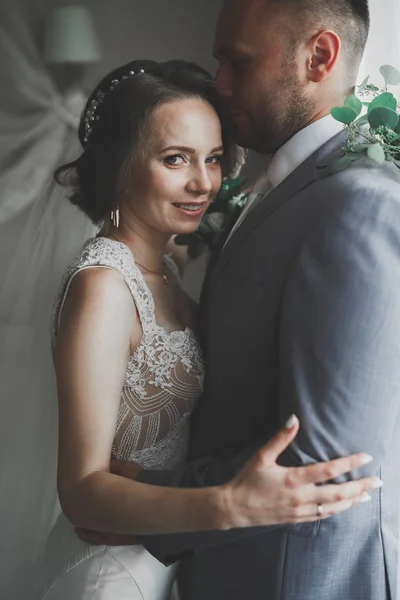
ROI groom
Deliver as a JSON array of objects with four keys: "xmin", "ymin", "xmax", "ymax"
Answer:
[{"xmin": 88, "ymin": 1, "xmax": 400, "ymax": 598}]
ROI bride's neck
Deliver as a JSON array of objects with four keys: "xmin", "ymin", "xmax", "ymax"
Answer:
[{"xmin": 108, "ymin": 218, "xmax": 169, "ymax": 272}]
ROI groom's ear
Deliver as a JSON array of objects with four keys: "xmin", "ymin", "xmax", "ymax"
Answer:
[{"xmin": 306, "ymin": 30, "xmax": 341, "ymax": 83}]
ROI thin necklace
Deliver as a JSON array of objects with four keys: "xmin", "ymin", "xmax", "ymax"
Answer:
[{"xmin": 108, "ymin": 233, "xmax": 169, "ymax": 285}]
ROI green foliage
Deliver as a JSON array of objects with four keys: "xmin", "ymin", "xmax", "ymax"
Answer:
[
  {"xmin": 368, "ymin": 107, "xmax": 398, "ymax": 130},
  {"xmin": 367, "ymin": 91, "xmax": 397, "ymax": 113},
  {"xmin": 174, "ymin": 176, "xmax": 248, "ymax": 258},
  {"xmin": 367, "ymin": 143, "xmax": 386, "ymax": 164},
  {"xmin": 331, "ymin": 106, "xmax": 359, "ymax": 124},
  {"xmin": 358, "ymin": 75, "xmax": 370, "ymax": 93},
  {"xmin": 344, "ymin": 94, "xmax": 362, "ymax": 115},
  {"xmin": 329, "ymin": 65, "xmax": 400, "ymax": 172},
  {"xmin": 380, "ymin": 65, "xmax": 400, "ymax": 86}
]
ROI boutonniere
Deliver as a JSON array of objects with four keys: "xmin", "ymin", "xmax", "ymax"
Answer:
[
  {"xmin": 326, "ymin": 64, "xmax": 400, "ymax": 175},
  {"xmin": 174, "ymin": 176, "xmax": 249, "ymax": 258}
]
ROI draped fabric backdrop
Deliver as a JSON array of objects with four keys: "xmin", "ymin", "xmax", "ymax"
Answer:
[
  {"xmin": 0, "ymin": 1, "xmax": 399, "ymax": 599},
  {"xmin": 0, "ymin": 3, "xmax": 96, "ymax": 598}
]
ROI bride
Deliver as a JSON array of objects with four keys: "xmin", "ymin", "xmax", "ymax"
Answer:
[{"xmin": 37, "ymin": 59, "xmax": 378, "ymax": 599}]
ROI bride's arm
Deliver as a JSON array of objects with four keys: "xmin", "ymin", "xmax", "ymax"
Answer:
[
  {"xmin": 55, "ymin": 268, "xmax": 378, "ymax": 537},
  {"xmin": 55, "ymin": 267, "xmax": 221, "ymax": 535}
]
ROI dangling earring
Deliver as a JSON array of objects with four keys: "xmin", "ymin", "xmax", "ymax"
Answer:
[{"xmin": 110, "ymin": 207, "xmax": 120, "ymax": 228}]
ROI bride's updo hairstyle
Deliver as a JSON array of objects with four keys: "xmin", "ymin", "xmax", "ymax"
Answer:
[{"xmin": 55, "ymin": 59, "xmax": 241, "ymax": 225}]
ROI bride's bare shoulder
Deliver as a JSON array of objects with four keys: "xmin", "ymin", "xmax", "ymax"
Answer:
[{"xmin": 58, "ymin": 267, "xmax": 137, "ymax": 337}]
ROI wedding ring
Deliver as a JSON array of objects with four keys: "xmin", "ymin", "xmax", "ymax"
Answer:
[{"xmin": 317, "ymin": 503, "xmax": 324, "ymax": 517}]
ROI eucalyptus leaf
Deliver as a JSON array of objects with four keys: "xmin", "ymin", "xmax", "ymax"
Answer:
[
  {"xmin": 355, "ymin": 114, "xmax": 369, "ymax": 126},
  {"xmin": 368, "ymin": 106, "xmax": 399, "ymax": 130},
  {"xmin": 367, "ymin": 92, "xmax": 397, "ymax": 113},
  {"xmin": 198, "ymin": 220, "xmax": 214, "ymax": 237},
  {"xmin": 349, "ymin": 153, "xmax": 364, "ymax": 160},
  {"xmin": 352, "ymin": 143, "xmax": 371, "ymax": 152},
  {"xmin": 331, "ymin": 106, "xmax": 358, "ymax": 124},
  {"xmin": 379, "ymin": 65, "xmax": 400, "ymax": 86},
  {"xmin": 174, "ymin": 234, "xmax": 196, "ymax": 246},
  {"xmin": 221, "ymin": 176, "xmax": 243, "ymax": 192},
  {"xmin": 326, "ymin": 155, "xmax": 354, "ymax": 174},
  {"xmin": 358, "ymin": 75, "xmax": 370, "ymax": 93},
  {"xmin": 326, "ymin": 65, "xmax": 400, "ymax": 173},
  {"xmin": 367, "ymin": 143, "xmax": 386, "ymax": 164},
  {"xmin": 344, "ymin": 94, "xmax": 362, "ymax": 115}
]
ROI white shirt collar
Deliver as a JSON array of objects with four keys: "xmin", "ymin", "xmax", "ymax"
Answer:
[{"xmin": 267, "ymin": 114, "xmax": 343, "ymax": 189}]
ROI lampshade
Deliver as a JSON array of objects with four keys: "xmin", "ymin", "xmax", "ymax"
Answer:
[{"xmin": 44, "ymin": 6, "xmax": 102, "ymax": 64}]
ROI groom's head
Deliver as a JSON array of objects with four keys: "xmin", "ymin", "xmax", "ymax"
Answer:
[{"xmin": 214, "ymin": 0, "xmax": 370, "ymax": 153}]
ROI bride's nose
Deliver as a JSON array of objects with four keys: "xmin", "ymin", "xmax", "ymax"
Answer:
[{"xmin": 186, "ymin": 166, "xmax": 213, "ymax": 195}]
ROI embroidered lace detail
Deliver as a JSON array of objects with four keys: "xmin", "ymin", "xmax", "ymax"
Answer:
[{"xmin": 52, "ymin": 237, "xmax": 204, "ymax": 470}]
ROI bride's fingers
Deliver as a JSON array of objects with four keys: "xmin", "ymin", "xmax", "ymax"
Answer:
[
  {"xmin": 286, "ymin": 452, "xmax": 374, "ymax": 487},
  {"xmin": 257, "ymin": 415, "xmax": 299, "ymax": 466},
  {"xmin": 289, "ymin": 492, "xmax": 372, "ymax": 523},
  {"xmin": 308, "ymin": 477, "xmax": 383, "ymax": 505}
]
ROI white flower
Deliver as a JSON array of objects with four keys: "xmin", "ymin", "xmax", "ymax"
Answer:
[{"xmin": 230, "ymin": 192, "xmax": 247, "ymax": 208}]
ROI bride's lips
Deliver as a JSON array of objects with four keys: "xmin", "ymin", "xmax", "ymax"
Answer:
[{"xmin": 172, "ymin": 202, "xmax": 208, "ymax": 218}]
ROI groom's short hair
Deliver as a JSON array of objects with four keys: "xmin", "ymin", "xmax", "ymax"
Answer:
[{"xmin": 270, "ymin": 0, "xmax": 370, "ymax": 88}]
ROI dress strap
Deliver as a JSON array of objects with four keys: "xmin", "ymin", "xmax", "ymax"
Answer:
[{"xmin": 52, "ymin": 237, "xmax": 156, "ymax": 343}]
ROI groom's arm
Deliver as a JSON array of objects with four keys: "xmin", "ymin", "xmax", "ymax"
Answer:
[
  {"xmin": 138, "ymin": 443, "xmax": 259, "ymax": 487},
  {"xmin": 277, "ymin": 182, "xmax": 400, "ymax": 476}
]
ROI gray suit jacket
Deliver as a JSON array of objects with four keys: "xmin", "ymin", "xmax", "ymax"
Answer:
[{"xmin": 139, "ymin": 132, "xmax": 400, "ymax": 600}]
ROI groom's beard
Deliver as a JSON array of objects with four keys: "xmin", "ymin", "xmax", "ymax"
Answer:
[{"xmin": 233, "ymin": 77, "xmax": 315, "ymax": 155}]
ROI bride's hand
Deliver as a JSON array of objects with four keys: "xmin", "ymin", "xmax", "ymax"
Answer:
[{"xmin": 221, "ymin": 415, "xmax": 381, "ymax": 529}]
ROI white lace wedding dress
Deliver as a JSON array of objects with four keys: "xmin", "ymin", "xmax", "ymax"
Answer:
[{"xmin": 36, "ymin": 237, "xmax": 204, "ymax": 600}]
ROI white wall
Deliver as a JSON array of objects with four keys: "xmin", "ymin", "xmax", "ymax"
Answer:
[{"xmin": 359, "ymin": 0, "xmax": 400, "ymax": 82}]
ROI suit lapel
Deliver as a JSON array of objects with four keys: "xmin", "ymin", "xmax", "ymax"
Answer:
[{"xmin": 207, "ymin": 130, "xmax": 348, "ymax": 292}]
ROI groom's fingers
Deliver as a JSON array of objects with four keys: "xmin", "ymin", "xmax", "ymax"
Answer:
[{"xmin": 287, "ymin": 452, "xmax": 373, "ymax": 486}]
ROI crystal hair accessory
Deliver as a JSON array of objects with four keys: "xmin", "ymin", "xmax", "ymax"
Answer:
[{"xmin": 83, "ymin": 68, "xmax": 145, "ymax": 144}]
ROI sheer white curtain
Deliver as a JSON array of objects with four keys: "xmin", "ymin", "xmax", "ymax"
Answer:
[{"xmin": 0, "ymin": 2, "xmax": 96, "ymax": 598}]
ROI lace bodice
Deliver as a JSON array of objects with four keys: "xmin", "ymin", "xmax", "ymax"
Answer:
[{"xmin": 52, "ymin": 236, "xmax": 204, "ymax": 470}]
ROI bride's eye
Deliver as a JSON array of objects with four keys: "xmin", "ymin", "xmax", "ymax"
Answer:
[
  {"xmin": 164, "ymin": 155, "xmax": 186, "ymax": 166},
  {"xmin": 206, "ymin": 155, "xmax": 223, "ymax": 165}
]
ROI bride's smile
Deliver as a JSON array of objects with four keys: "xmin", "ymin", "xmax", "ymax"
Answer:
[{"xmin": 119, "ymin": 97, "xmax": 224, "ymax": 241}]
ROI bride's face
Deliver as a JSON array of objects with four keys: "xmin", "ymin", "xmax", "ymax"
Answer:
[{"xmin": 126, "ymin": 97, "xmax": 224, "ymax": 236}]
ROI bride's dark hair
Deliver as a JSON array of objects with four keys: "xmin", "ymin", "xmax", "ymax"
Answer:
[{"xmin": 55, "ymin": 59, "xmax": 241, "ymax": 225}]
